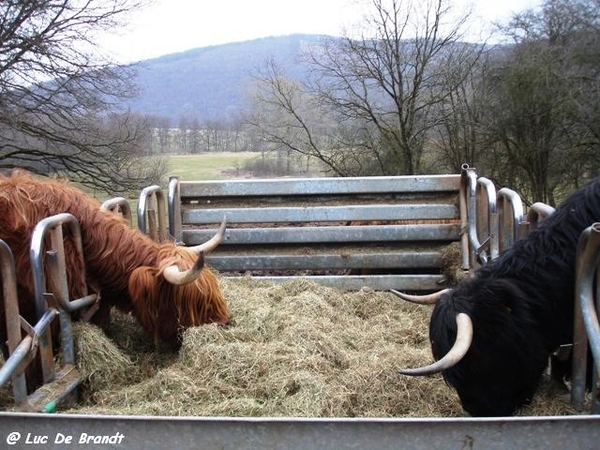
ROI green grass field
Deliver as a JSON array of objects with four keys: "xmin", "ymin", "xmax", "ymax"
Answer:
[{"xmin": 165, "ymin": 152, "xmax": 259, "ymax": 181}]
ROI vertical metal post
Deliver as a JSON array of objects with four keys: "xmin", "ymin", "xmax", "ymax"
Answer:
[
  {"xmin": 138, "ymin": 185, "xmax": 168, "ymax": 242},
  {"xmin": 0, "ymin": 240, "xmax": 28, "ymax": 403},
  {"xmin": 168, "ymin": 176, "xmax": 183, "ymax": 243},
  {"xmin": 571, "ymin": 222, "xmax": 600, "ymax": 414},
  {"xmin": 30, "ymin": 213, "xmax": 88, "ymax": 382},
  {"xmin": 572, "ymin": 222, "xmax": 600, "ymax": 413},
  {"xmin": 475, "ymin": 177, "xmax": 498, "ymax": 262},
  {"xmin": 496, "ymin": 188, "xmax": 525, "ymax": 254}
]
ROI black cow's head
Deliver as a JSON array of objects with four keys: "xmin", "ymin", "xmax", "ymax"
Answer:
[{"xmin": 426, "ymin": 276, "xmax": 550, "ymax": 416}]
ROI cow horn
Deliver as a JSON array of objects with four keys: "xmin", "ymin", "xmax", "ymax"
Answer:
[
  {"xmin": 163, "ymin": 252, "xmax": 205, "ymax": 285},
  {"xmin": 398, "ymin": 313, "xmax": 473, "ymax": 376},
  {"xmin": 390, "ymin": 288, "xmax": 451, "ymax": 305},
  {"xmin": 187, "ymin": 217, "xmax": 227, "ymax": 255}
]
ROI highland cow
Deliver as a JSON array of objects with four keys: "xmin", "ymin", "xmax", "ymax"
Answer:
[
  {"xmin": 0, "ymin": 170, "xmax": 229, "ymax": 349},
  {"xmin": 394, "ymin": 176, "xmax": 600, "ymax": 416}
]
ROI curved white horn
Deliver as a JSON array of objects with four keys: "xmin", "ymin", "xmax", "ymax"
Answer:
[
  {"xmin": 163, "ymin": 252, "xmax": 205, "ymax": 285},
  {"xmin": 188, "ymin": 217, "xmax": 227, "ymax": 255},
  {"xmin": 390, "ymin": 288, "xmax": 451, "ymax": 305},
  {"xmin": 398, "ymin": 313, "xmax": 473, "ymax": 376}
]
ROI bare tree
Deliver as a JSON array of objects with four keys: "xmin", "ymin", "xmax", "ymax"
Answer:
[
  {"xmin": 0, "ymin": 0, "xmax": 160, "ymax": 192},
  {"xmin": 249, "ymin": 0, "xmax": 472, "ymax": 176}
]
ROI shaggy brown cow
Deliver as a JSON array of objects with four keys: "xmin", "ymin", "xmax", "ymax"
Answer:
[{"xmin": 0, "ymin": 170, "xmax": 229, "ymax": 348}]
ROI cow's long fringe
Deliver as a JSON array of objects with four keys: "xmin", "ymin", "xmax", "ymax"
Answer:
[
  {"xmin": 0, "ymin": 170, "xmax": 229, "ymax": 347},
  {"xmin": 129, "ymin": 246, "xmax": 229, "ymax": 345}
]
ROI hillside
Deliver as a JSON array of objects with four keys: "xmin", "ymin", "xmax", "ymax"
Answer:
[{"xmin": 124, "ymin": 34, "xmax": 324, "ymax": 122}]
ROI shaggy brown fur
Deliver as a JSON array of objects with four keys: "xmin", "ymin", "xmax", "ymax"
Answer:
[{"xmin": 0, "ymin": 170, "xmax": 229, "ymax": 349}]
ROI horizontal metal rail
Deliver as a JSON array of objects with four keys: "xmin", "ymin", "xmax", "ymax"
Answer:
[
  {"xmin": 184, "ymin": 224, "xmax": 460, "ymax": 245},
  {"xmin": 0, "ymin": 413, "xmax": 598, "ymax": 450},
  {"xmin": 178, "ymin": 174, "xmax": 461, "ymax": 198},
  {"xmin": 183, "ymin": 204, "xmax": 458, "ymax": 224}
]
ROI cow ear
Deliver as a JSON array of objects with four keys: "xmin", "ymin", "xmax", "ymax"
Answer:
[{"xmin": 480, "ymin": 278, "xmax": 518, "ymax": 314}]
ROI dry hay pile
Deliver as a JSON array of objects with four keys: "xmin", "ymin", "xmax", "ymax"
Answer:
[
  {"xmin": 0, "ymin": 277, "xmax": 580, "ymax": 417},
  {"xmin": 61, "ymin": 277, "xmax": 579, "ymax": 418}
]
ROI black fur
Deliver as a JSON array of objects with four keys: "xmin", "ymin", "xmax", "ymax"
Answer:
[{"xmin": 430, "ymin": 177, "xmax": 600, "ymax": 416}]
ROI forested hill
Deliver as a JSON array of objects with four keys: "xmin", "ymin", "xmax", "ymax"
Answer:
[{"xmin": 124, "ymin": 34, "xmax": 322, "ymax": 123}]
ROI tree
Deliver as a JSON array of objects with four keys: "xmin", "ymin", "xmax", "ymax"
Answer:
[
  {"xmin": 249, "ymin": 0, "xmax": 473, "ymax": 176},
  {"xmin": 480, "ymin": 0, "xmax": 600, "ymax": 204},
  {"xmin": 0, "ymin": 0, "xmax": 161, "ymax": 193},
  {"xmin": 430, "ymin": 42, "xmax": 489, "ymax": 173}
]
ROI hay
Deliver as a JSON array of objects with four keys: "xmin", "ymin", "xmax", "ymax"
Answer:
[
  {"xmin": 64, "ymin": 277, "xmax": 581, "ymax": 417},
  {"xmin": 441, "ymin": 242, "xmax": 469, "ymax": 284}
]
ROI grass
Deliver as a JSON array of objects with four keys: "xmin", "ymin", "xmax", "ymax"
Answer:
[{"xmin": 166, "ymin": 152, "xmax": 259, "ymax": 181}]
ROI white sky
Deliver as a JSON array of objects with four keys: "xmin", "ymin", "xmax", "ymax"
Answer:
[{"xmin": 101, "ymin": 0, "xmax": 542, "ymax": 63}]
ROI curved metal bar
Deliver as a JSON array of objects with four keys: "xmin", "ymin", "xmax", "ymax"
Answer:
[
  {"xmin": 461, "ymin": 165, "xmax": 483, "ymax": 269},
  {"xmin": 527, "ymin": 202, "xmax": 555, "ymax": 232},
  {"xmin": 496, "ymin": 188, "xmax": 525, "ymax": 253},
  {"xmin": 138, "ymin": 185, "xmax": 167, "ymax": 242},
  {"xmin": 475, "ymin": 177, "xmax": 498, "ymax": 262},
  {"xmin": 100, "ymin": 197, "xmax": 132, "ymax": 226},
  {"xmin": 571, "ymin": 222, "xmax": 600, "ymax": 412},
  {"xmin": 30, "ymin": 213, "xmax": 86, "ymax": 318},
  {"xmin": 30, "ymin": 213, "xmax": 95, "ymax": 369}
]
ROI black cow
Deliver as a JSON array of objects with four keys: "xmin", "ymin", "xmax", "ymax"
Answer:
[{"xmin": 395, "ymin": 176, "xmax": 600, "ymax": 416}]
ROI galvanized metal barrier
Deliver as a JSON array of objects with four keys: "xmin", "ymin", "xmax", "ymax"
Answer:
[
  {"xmin": 460, "ymin": 165, "xmax": 554, "ymax": 270},
  {"xmin": 138, "ymin": 185, "xmax": 168, "ymax": 242},
  {"xmin": 0, "ymin": 213, "xmax": 99, "ymax": 410},
  {"xmin": 0, "ymin": 240, "xmax": 58, "ymax": 405},
  {"xmin": 100, "ymin": 197, "xmax": 133, "ymax": 226},
  {"xmin": 571, "ymin": 222, "xmax": 600, "ymax": 414},
  {"xmin": 168, "ymin": 174, "xmax": 462, "ymax": 291},
  {"xmin": 21, "ymin": 213, "xmax": 99, "ymax": 410},
  {"xmin": 0, "ymin": 412, "xmax": 598, "ymax": 450}
]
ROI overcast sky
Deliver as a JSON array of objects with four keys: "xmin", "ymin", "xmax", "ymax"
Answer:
[{"xmin": 101, "ymin": 0, "xmax": 542, "ymax": 63}]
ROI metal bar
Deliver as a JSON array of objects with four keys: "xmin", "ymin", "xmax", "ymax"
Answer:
[
  {"xmin": 137, "ymin": 185, "xmax": 168, "ymax": 242},
  {"xmin": 180, "ymin": 174, "xmax": 461, "ymax": 198},
  {"xmin": 241, "ymin": 274, "xmax": 447, "ymax": 291},
  {"xmin": 30, "ymin": 214, "xmax": 89, "ymax": 317},
  {"xmin": 0, "ymin": 413, "xmax": 598, "ymax": 450},
  {"xmin": 461, "ymin": 166, "xmax": 482, "ymax": 269},
  {"xmin": 183, "ymin": 224, "xmax": 460, "ymax": 246},
  {"xmin": 44, "ymin": 250, "xmax": 98, "ymax": 314},
  {"xmin": 168, "ymin": 176, "xmax": 182, "ymax": 242},
  {"xmin": 476, "ymin": 177, "xmax": 498, "ymax": 261},
  {"xmin": 207, "ymin": 251, "xmax": 441, "ymax": 271},
  {"xmin": 183, "ymin": 204, "xmax": 459, "ymax": 224},
  {"xmin": 0, "ymin": 240, "xmax": 28, "ymax": 402},
  {"xmin": 572, "ymin": 222, "xmax": 600, "ymax": 412},
  {"xmin": 458, "ymin": 165, "xmax": 470, "ymax": 271},
  {"xmin": 30, "ymin": 213, "xmax": 89, "ymax": 384},
  {"xmin": 497, "ymin": 188, "xmax": 525, "ymax": 253},
  {"xmin": 526, "ymin": 202, "xmax": 555, "ymax": 232},
  {"xmin": 100, "ymin": 197, "xmax": 132, "ymax": 226},
  {"xmin": 0, "ymin": 309, "xmax": 58, "ymax": 389}
]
